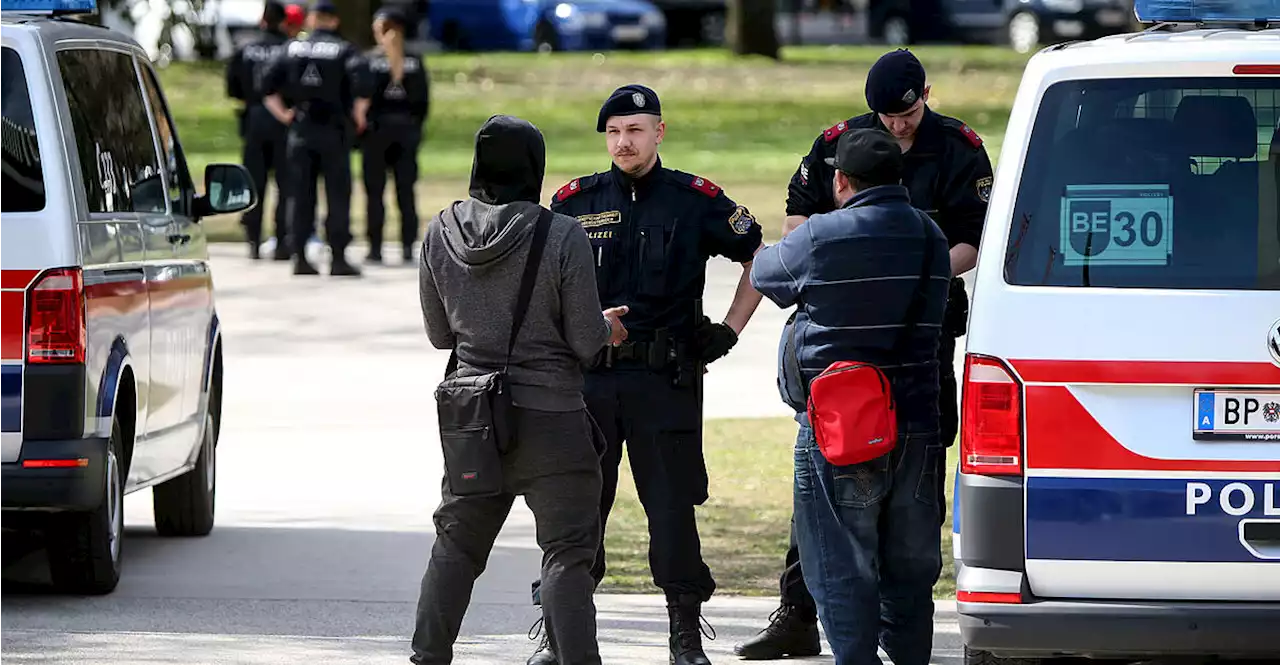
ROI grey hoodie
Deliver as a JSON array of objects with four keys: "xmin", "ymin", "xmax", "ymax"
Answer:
[{"xmin": 419, "ymin": 115, "xmax": 611, "ymax": 411}]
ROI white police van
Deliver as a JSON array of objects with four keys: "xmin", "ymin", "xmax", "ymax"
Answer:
[
  {"xmin": 1, "ymin": 0, "xmax": 256, "ymax": 594},
  {"xmin": 954, "ymin": 0, "xmax": 1280, "ymax": 661}
]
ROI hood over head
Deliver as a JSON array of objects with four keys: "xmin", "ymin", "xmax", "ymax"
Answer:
[{"xmin": 439, "ymin": 115, "xmax": 548, "ymax": 268}]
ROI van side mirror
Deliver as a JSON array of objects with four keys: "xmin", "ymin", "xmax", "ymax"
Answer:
[{"xmin": 194, "ymin": 163, "xmax": 257, "ymax": 219}]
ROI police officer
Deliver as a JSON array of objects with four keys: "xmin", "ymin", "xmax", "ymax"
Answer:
[
  {"xmin": 525, "ymin": 84, "xmax": 765, "ymax": 665},
  {"xmin": 734, "ymin": 48, "xmax": 994, "ymax": 660},
  {"xmin": 226, "ymin": 1, "xmax": 292, "ymax": 261},
  {"xmin": 261, "ymin": 0, "xmax": 365, "ymax": 277},
  {"xmin": 353, "ymin": 5, "xmax": 430, "ymax": 265}
]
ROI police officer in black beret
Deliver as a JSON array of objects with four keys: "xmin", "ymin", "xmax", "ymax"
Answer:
[
  {"xmin": 524, "ymin": 84, "xmax": 766, "ymax": 665},
  {"xmin": 226, "ymin": 1, "xmax": 292, "ymax": 261},
  {"xmin": 735, "ymin": 48, "xmax": 994, "ymax": 660},
  {"xmin": 261, "ymin": 0, "xmax": 366, "ymax": 277}
]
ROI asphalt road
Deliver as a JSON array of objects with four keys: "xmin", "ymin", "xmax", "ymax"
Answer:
[{"xmin": 0, "ymin": 243, "xmax": 1069, "ymax": 664}]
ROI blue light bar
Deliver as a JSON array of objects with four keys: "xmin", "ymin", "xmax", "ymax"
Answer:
[
  {"xmin": 1135, "ymin": 0, "xmax": 1280, "ymax": 22},
  {"xmin": 1, "ymin": 0, "xmax": 97, "ymax": 13}
]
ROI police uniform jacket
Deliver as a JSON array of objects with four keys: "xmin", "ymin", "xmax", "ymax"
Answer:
[
  {"xmin": 357, "ymin": 46, "xmax": 430, "ymax": 130},
  {"xmin": 225, "ymin": 27, "xmax": 289, "ymax": 131},
  {"xmin": 262, "ymin": 28, "xmax": 364, "ymax": 129},
  {"xmin": 551, "ymin": 157, "xmax": 763, "ymax": 343},
  {"xmin": 786, "ymin": 107, "xmax": 993, "ymax": 253}
]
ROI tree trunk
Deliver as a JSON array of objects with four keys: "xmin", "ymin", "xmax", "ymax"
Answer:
[
  {"xmin": 726, "ymin": 0, "xmax": 780, "ymax": 59},
  {"xmin": 337, "ymin": 0, "xmax": 380, "ymax": 48}
]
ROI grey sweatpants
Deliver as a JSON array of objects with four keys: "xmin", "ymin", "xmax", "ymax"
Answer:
[{"xmin": 410, "ymin": 407, "xmax": 604, "ymax": 665}]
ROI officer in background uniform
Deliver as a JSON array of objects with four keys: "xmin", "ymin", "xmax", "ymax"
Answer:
[
  {"xmin": 261, "ymin": 0, "xmax": 366, "ymax": 277},
  {"xmin": 353, "ymin": 5, "xmax": 430, "ymax": 265},
  {"xmin": 225, "ymin": 1, "xmax": 291, "ymax": 261},
  {"xmin": 523, "ymin": 84, "xmax": 766, "ymax": 665},
  {"xmin": 734, "ymin": 48, "xmax": 994, "ymax": 660}
]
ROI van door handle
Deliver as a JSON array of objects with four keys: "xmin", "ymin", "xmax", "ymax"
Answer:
[{"xmin": 168, "ymin": 233, "xmax": 191, "ymax": 244}]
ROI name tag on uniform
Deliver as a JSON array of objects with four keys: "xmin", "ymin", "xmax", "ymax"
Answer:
[{"xmin": 577, "ymin": 211, "xmax": 621, "ymax": 229}]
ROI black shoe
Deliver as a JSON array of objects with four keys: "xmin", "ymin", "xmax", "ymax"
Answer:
[
  {"xmin": 248, "ymin": 242, "xmax": 261, "ymax": 260},
  {"xmin": 402, "ymin": 243, "xmax": 415, "ymax": 263},
  {"xmin": 732, "ymin": 604, "xmax": 821, "ymax": 660},
  {"xmin": 330, "ymin": 254, "xmax": 363, "ymax": 277},
  {"xmin": 293, "ymin": 255, "xmax": 320, "ymax": 276},
  {"xmin": 526, "ymin": 615, "xmax": 558, "ymax": 665},
  {"xmin": 668, "ymin": 594, "xmax": 715, "ymax": 665},
  {"xmin": 365, "ymin": 250, "xmax": 383, "ymax": 265},
  {"xmin": 272, "ymin": 242, "xmax": 292, "ymax": 261}
]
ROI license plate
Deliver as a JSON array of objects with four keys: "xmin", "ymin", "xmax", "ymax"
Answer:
[
  {"xmin": 612, "ymin": 25, "xmax": 648, "ymax": 42},
  {"xmin": 1096, "ymin": 9, "xmax": 1128, "ymax": 26},
  {"xmin": 1194, "ymin": 389, "xmax": 1280, "ymax": 441}
]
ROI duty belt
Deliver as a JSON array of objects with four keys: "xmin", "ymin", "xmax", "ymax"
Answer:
[{"xmin": 598, "ymin": 329, "xmax": 682, "ymax": 370}]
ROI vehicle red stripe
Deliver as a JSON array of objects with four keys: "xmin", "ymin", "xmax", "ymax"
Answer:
[
  {"xmin": 1010, "ymin": 359, "xmax": 1280, "ymax": 386},
  {"xmin": 0, "ymin": 270, "xmax": 39, "ymax": 290},
  {"xmin": 1025, "ymin": 385, "xmax": 1280, "ymax": 472},
  {"xmin": 1, "ymin": 291, "xmax": 24, "ymax": 361}
]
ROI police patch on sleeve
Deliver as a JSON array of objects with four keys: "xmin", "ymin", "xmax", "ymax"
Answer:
[
  {"xmin": 728, "ymin": 206, "xmax": 755, "ymax": 235},
  {"xmin": 976, "ymin": 176, "xmax": 993, "ymax": 203}
]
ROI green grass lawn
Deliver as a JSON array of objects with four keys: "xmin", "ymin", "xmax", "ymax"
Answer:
[
  {"xmin": 600, "ymin": 417, "xmax": 960, "ymax": 600},
  {"xmin": 157, "ymin": 45, "xmax": 1028, "ymax": 245}
]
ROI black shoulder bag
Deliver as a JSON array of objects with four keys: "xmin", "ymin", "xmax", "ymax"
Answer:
[{"xmin": 433, "ymin": 207, "xmax": 552, "ymax": 497}]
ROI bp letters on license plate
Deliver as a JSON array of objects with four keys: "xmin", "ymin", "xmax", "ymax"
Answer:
[{"xmin": 1194, "ymin": 390, "xmax": 1280, "ymax": 441}]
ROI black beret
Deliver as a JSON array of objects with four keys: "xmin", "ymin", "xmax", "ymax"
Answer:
[
  {"xmin": 375, "ymin": 5, "xmax": 409, "ymax": 26},
  {"xmin": 865, "ymin": 49, "xmax": 927, "ymax": 115},
  {"xmin": 597, "ymin": 84, "xmax": 661, "ymax": 133},
  {"xmin": 824, "ymin": 128, "xmax": 903, "ymax": 186},
  {"xmin": 311, "ymin": 0, "xmax": 338, "ymax": 14}
]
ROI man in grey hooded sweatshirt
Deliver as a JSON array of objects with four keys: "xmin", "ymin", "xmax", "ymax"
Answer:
[{"xmin": 411, "ymin": 114, "xmax": 628, "ymax": 665}]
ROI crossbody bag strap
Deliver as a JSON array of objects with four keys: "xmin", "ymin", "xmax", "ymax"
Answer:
[
  {"xmin": 503, "ymin": 207, "xmax": 552, "ymax": 371},
  {"xmin": 890, "ymin": 211, "xmax": 938, "ymax": 358}
]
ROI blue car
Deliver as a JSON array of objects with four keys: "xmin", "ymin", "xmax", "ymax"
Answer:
[{"xmin": 428, "ymin": 0, "xmax": 667, "ymax": 51}]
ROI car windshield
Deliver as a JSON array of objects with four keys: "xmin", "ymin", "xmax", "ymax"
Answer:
[
  {"xmin": 2, "ymin": 46, "xmax": 46, "ymax": 213},
  {"xmin": 1002, "ymin": 76, "xmax": 1279, "ymax": 291}
]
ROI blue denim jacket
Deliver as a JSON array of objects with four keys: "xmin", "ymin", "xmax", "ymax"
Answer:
[{"xmin": 750, "ymin": 185, "xmax": 952, "ymax": 430}]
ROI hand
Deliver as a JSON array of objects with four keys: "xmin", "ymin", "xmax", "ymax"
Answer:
[
  {"xmin": 694, "ymin": 316, "xmax": 738, "ymax": 363},
  {"xmin": 603, "ymin": 306, "xmax": 629, "ymax": 347}
]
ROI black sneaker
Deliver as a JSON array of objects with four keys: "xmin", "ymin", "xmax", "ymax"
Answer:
[{"xmin": 732, "ymin": 604, "xmax": 821, "ymax": 660}]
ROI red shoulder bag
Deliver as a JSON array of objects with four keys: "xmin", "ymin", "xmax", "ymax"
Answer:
[{"xmin": 790, "ymin": 213, "xmax": 937, "ymax": 467}]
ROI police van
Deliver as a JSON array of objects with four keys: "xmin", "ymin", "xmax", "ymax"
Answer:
[
  {"xmin": 1, "ymin": 0, "xmax": 256, "ymax": 594},
  {"xmin": 954, "ymin": 0, "xmax": 1280, "ymax": 661}
]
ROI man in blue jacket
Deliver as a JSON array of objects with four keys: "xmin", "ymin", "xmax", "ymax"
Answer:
[{"xmin": 750, "ymin": 128, "xmax": 951, "ymax": 665}]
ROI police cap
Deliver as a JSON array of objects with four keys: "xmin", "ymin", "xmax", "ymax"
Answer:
[
  {"xmin": 597, "ymin": 84, "xmax": 661, "ymax": 133},
  {"xmin": 311, "ymin": 0, "xmax": 338, "ymax": 14},
  {"xmin": 824, "ymin": 128, "xmax": 903, "ymax": 186},
  {"xmin": 865, "ymin": 49, "xmax": 926, "ymax": 115},
  {"xmin": 375, "ymin": 4, "xmax": 409, "ymax": 26}
]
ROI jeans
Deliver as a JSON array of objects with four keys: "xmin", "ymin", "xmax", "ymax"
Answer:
[{"xmin": 792, "ymin": 415, "xmax": 944, "ymax": 665}]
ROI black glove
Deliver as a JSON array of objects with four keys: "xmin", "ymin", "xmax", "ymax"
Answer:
[{"xmin": 694, "ymin": 316, "xmax": 738, "ymax": 364}]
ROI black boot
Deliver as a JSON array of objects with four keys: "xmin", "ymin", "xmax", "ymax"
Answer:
[
  {"xmin": 526, "ymin": 614, "xmax": 558, "ymax": 665},
  {"xmin": 732, "ymin": 603, "xmax": 821, "ymax": 660},
  {"xmin": 668, "ymin": 594, "xmax": 715, "ymax": 665},
  {"xmin": 329, "ymin": 251, "xmax": 363, "ymax": 277},
  {"xmin": 293, "ymin": 253, "xmax": 320, "ymax": 276},
  {"xmin": 248, "ymin": 241, "xmax": 261, "ymax": 260}
]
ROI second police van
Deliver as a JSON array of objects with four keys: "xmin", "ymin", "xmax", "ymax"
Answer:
[
  {"xmin": 955, "ymin": 0, "xmax": 1279, "ymax": 662},
  {"xmin": 2, "ymin": 0, "xmax": 256, "ymax": 594}
]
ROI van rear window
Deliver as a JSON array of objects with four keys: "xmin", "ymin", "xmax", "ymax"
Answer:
[
  {"xmin": 1003, "ymin": 77, "xmax": 1279, "ymax": 290},
  {"xmin": 2, "ymin": 46, "xmax": 45, "ymax": 213}
]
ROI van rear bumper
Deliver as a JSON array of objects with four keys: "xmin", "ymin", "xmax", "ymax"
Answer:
[
  {"xmin": 1, "ymin": 437, "xmax": 107, "ymax": 512},
  {"xmin": 959, "ymin": 599, "xmax": 1280, "ymax": 659}
]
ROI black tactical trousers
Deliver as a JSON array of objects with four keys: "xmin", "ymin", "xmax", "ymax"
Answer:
[
  {"xmin": 530, "ymin": 364, "xmax": 717, "ymax": 605},
  {"xmin": 361, "ymin": 120, "xmax": 421, "ymax": 252},
  {"xmin": 412, "ymin": 408, "xmax": 603, "ymax": 665},
  {"xmin": 775, "ymin": 333, "xmax": 959, "ymax": 611},
  {"xmin": 285, "ymin": 122, "xmax": 352, "ymax": 255},
  {"xmin": 239, "ymin": 108, "xmax": 289, "ymax": 248}
]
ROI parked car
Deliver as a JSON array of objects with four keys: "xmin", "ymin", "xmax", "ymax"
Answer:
[
  {"xmin": 2, "ymin": 0, "xmax": 254, "ymax": 594},
  {"xmin": 427, "ymin": 0, "xmax": 667, "ymax": 52},
  {"xmin": 868, "ymin": 0, "xmax": 1138, "ymax": 52}
]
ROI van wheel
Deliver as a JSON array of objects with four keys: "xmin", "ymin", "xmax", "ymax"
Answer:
[
  {"xmin": 46, "ymin": 420, "xmax": 125, "ymax": 595},
  {"xmin": 964, "ymin": 646, "xmax": 1047, "ymax": 665},
  {"xmin": 153, "ymin": 413, "xmax": 216, "ymax": 537}
]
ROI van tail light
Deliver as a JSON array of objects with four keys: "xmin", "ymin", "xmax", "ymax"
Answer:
[
  {"xmin": 961, "ymin": 354, "xmax": 1023, "ymax": 476},
  {"xmin": 957, "ymin": 590, "xmax": 1023, "ymax": 604},
  {"xmin": 1234, "ymin": 65, "xmax": 1280, "ymax": 75},
  {"xmin": 26, "ymin": 268, "xmax": 86, "ymax": 365}
]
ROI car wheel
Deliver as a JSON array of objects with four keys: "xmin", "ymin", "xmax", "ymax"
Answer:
[
  {"xmin": 152, "ymin": 412, "xmax": 216, "ymax": 537},
  {"xmin": 964, "ymin": 646, "xmax": 1049, "ymax": 665},
  {"xmin": 1008, "ymin": 11, "xmax": 1041, "ymax": 54},
  {"xmin": 46, "ymin": 420, "xmax": 125, "ymax": 595},
  {"xmin": 884, "ymin": 14, "xmax": 911, "ymax": 45}
]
